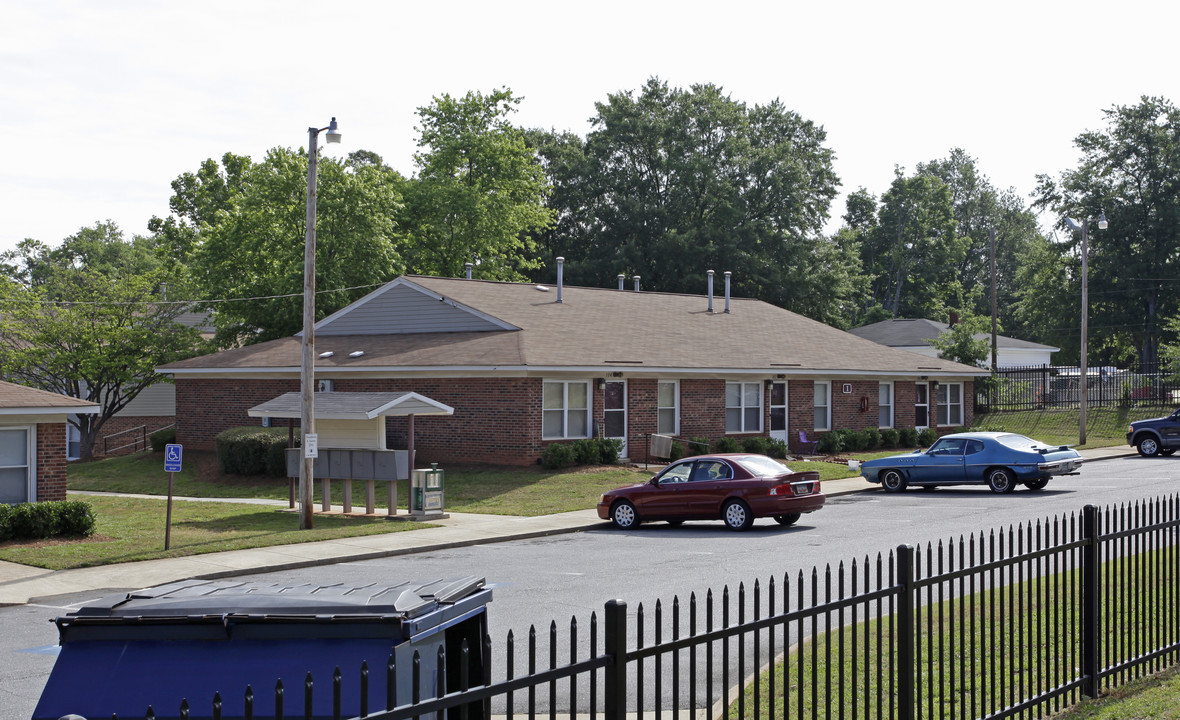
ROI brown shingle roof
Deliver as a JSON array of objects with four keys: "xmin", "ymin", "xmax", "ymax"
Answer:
[
  {"xmin": 161, "ymin": 276, "xmax": 985, "ymax": 377},
  {"xmin": 0, "ymin": 381, "xmax": 100, "ymax": 413}
]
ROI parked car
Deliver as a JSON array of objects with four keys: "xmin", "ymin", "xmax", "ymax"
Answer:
[
  {"xmin": 597, "ymin": 454, "xmax": 825, "ymax": 531},
  {"xmin": 1126, "ymin": 409, "xmax": 1180, "ymax": 456},
  {"xmin": 859, "ymin": 432, "xmax": 1083, "ymax": 494}
]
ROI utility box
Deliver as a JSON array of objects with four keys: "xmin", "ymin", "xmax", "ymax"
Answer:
[
  {"xmin": 411, "ymin": 463, "xmax": 445, "ymax": 516},
  {"xmin": 32, "ymin": 577, "xmax": 491, "ymax": 720}
]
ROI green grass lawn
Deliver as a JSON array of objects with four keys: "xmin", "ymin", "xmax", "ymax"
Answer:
[
  {"xmin": 972, "ymin": 405, "xmax": 1170, "ymax": 448},
  {"xmin": 0, "ymin": 494, "xmax": 433, "ymax": 570}
]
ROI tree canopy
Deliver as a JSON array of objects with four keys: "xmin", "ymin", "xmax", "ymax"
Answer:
[{"xmin": 0, "ymin": 223, "xmax": 208, "ymax": 459}]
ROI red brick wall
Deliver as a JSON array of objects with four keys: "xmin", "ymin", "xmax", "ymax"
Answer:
[
  {"xmin": 175, "ymin": 375, "xmax": 976, "ymax": 465},
  {"xmin": 36, "ymin": 422, "xmax": 68, "ymax": 502}
]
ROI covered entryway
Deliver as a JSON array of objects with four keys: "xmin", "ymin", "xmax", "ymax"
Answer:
[{"xmin": 604, "ymin": 380, "xmax": 628, "ymax": 457}]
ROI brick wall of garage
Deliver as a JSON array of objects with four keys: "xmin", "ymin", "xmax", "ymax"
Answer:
[{"xmin": 36, "ymin": 422, "xmax": 68, "ymax": 502}]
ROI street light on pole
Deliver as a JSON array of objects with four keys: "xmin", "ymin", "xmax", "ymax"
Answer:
[
  {"xmin": 300, "ymin": 117, "xmax": 341, "ymax": 530},
  {"xmin": 1065, "ymin": 210, "xmax": 1108, "ymax": 447}
]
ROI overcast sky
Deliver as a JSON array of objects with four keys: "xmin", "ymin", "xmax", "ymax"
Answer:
[{"xmin": 2, "ymin": 0, "xmax": 1175, "ymax": 257}]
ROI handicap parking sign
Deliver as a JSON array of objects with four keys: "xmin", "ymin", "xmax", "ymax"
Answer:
[{"xmin": 164, "ymin": 444, "xmax": 183, "ymax": 473}]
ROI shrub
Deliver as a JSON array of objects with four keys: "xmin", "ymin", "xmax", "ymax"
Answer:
[
  {"xmin": 572, "ymin": 439, "xmax": 602, "ymax": 466},
  {"xmin": 843, "ymin": 430, "xmax": 869, "ymax": 452},
  {"xmin": 714, "ymin": 436, "xmax": 742, "ymax": 453},
  {"xmin": 765, "ymin": 438, "xmax": 789, "ymax": 459},
  {"xmin": 917, "ymin": 428, "xmax": 938, "ymax": 447},
  {"xmin": 0, "ymin": 501, "xmax": 94, "ymax": 541},
  {"xmin": 741, "ymin": 436, "xmax": 770, "ymax": 455},
  {"xmin": 596, "ymin": 438, "xmax": 623, "ymax": 464},
  {"xmin": 150, "ymin": 427, "xmax": 177, "ymax": 453},
  {"xmin": 216, "ymin": 426, "xmax": 293, "ymax": 477},
  {"xmin": 669, "ymin": 441, "xmax": 687, "ymax": 461},
  {"xmin": 815, "ymin": 431, "xmax": 842, "ymax": 455},
  {"xmin": 540, "ymin": 442, "xmax": 576, "ymax": 469},
  {"xmin": 687, "ymin": 437, "xmax": 713, "ymax": 456},
  {"xmin": 898, "ymin": 427, "xmax": 919, "ymax": 447},
  {"xmin": 880, "ymin": 428, "xmax": 900, "ymax": 449},
  {"xmin": 862, "ymin": 428, "xmax": 882, "ymax": 450}
]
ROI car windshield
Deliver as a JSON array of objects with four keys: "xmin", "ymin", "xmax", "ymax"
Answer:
[
  {"xmin": 736, "ymin": 455, "xmax": 792, "ymax": 477},
  {"xmin": 995, "ymin": 434, "xmax": 1041, "ymax": 450}
]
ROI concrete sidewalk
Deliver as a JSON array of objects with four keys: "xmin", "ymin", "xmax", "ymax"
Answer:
[{"xmin": 0, "ymin": 446, "xmax": 1136, "ymax": 607}]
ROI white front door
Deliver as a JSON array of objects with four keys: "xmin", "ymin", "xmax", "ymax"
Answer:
[
  {"xmin": 915, "ymin": 383, "xmax": 930, "ymax": 430},
  {"xmin": 769, "ymin": 381, "xmax": 788, "ymax": 443},
  {"xmin": 604, "ymin": 380, "xmax": 628, "ymax": 456},
  {"xmin": 0, "ymin": 427, "xmax": 33, "ymax": 504}
]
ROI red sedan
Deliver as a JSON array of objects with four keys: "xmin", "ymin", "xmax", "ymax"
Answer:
[{"xmin": 597, "ymin": 454, "xmax": 825, "ymax": 531}]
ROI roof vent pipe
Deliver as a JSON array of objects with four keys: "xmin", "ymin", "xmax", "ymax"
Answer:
[
  {"xmin": 724, "ymin": 271, "xmax": 732, "ymax": 314},
  {"xmin": 707, "ymin": 270, "xmax": 715, "ymax": 313},
  {"xmin": 617, "ymin": 274, "xmax": 625, "ymax": 290},
  {"xmin": 464, "ymin": 262, "xmax": 473, "ymax": 280},
  {"xmin": 633, "ymin": 275, "xmax": 641, "ymax": 292},
  {"xmin": 556, "ymin": 256, "xmax": 564, "ymax": 303}
]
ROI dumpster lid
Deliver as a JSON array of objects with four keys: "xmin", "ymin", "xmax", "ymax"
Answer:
[{"xmin": 65, "ymin": 576, "xmax": 485, "ymax": 624}]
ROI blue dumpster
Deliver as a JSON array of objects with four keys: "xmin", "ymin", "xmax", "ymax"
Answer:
[{"xmin": 32, "ymin": 576, "xmax": 491, "ymax": 720}]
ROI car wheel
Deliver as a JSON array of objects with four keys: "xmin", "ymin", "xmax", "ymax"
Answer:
[
  {"xmin": 1137, "ymin": 436, "xmax": 1161, "ymax": 457},
  {"xmin": 1025, "ymin": 478, "xmax": 1050, "ymax": 491},
  {"xmin": 774, "ymin": 513, "xmax": 802, "ymax": 526},
  {"xmin": 987, "ymin": 468, "xmax": 1017, "ymax": 494},
  {"xmin": 881, "ymin": 469, "xmax": 908, "ymax": 493},
  {"xmin": 722, "ymin": 499, "xmax": 754, "ymax": 531},
  {"xmin": 610, "ymin": 500, "xmax": 640, "ymax": 529}
]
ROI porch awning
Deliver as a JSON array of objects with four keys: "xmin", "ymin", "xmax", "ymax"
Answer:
[{"xmin": 247, "ymin": 391, "xmax": 454, "ymax": 420}]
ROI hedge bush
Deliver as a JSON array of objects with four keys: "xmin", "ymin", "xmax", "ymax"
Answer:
[
  {"xmin": 687, "ymin": 438, "xmax": 712, "ymax": 456},
  {"xmin": 669, "ymin": 441, "xmax": 687, "ymax": 461},
  {"xmin": 0, "ymin": 501, "xmax": 95, "ymax": 542},
  {"xmin": 917, "ymin": 427, "xmax": 938, "ymax": 447},
  {"xmin": 150, "ymin": 427, "xmax": 177, "ymax": 453},
  {"xmin": 714, "ymin": 436, "xmax": 742, "ymax": 453},
  {"xmin": 898, "ymin": 427, "xmax": 919, "ymax": 447},
  {"xmin": 815, "ymin": 431, "xmax": 842, "ymax": 455},
  {"xmin": 540, "ymin": 442, "xmax": 576, "ymax": 469},
  {"xmin": 741, "ymin": 436, "xmax": 770, "ymax": 455},
  {"xmin": 765, "ymin": 438, "xmax": 789, "ymax": 459},
  {"xmin": 215, "ymin": 426, "xmax": 294, "ymax": 477},
  {"xmin": 880, "ymin": 428, "xmax": 900, "ymax": 449}
]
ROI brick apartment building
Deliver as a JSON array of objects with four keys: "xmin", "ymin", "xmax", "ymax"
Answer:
[
  {"xmin": 0, "ymin": 380, "xmax": 99, "ymax": 503},
  {"xmin": 160, "ymin": 272, "xmax": 985, "ymax": 466}
]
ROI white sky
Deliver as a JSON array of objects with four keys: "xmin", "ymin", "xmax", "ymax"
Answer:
[{"xmin": 2, "ymin": 0, "xmax": 1175, "ymax": 255}]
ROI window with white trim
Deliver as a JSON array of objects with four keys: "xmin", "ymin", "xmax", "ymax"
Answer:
[
  {"xmin": 543, "ymin": 381, "xmax": 590, "ymax": 439},
  {"xmin": 725, "ymin": 382, "xmax": 762, "ymax": 433},
  {"xmin": 657, "ymin": 381, "xmax": 679, "ymax": 435},
  {"xmin": 814, "ymin": 381, "xmax": 831, "ymax": 431},
  {"xmin": 937, "ymin": 382, "xmax": 963, "ymax": 426},
  {"xmin": 0, "ymin": 427, "xmax": 32, "ymax": 504},
  {"xmin": 878, "ymin": 382, "xmax": 894, "ymax": 428}
]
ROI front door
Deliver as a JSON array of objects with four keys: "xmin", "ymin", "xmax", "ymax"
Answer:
[
  {"xmin": 769, "ymin": 381, "xmax": 788, "ymax": 443},
  {"xmin": 915, "ymin": 383, "xmax": 930, "ymax": 430},
  {"xmin": 604, "ymin": 380, "xmax": 628, "ymax": 457}
]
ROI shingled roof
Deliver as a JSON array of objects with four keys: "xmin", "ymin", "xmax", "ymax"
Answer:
[
  {"xmin": 161, "ymin": 276, "xmax": 986, "ymax": 379},
  {"xmin": 849, "ymin": 318, "xmax": 1058, "ymax": 352},
  {"xmin": 0, "ymin": 380, "xmax": 100, "ymax": 415}
]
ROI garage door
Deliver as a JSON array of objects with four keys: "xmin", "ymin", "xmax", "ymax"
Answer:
[{"xmin": 0, "ymin": 428, "xmax": 31, "ymax": 504}]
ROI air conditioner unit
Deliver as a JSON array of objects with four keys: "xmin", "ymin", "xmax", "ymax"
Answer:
[{"xmin": 318, "ymin": 379, "xmax": 334, "ymax": 392}]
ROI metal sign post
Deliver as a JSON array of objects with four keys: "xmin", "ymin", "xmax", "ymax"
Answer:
[{"xmin": 163, "ymin": 444, "xmax": 182, "ymax": 550}]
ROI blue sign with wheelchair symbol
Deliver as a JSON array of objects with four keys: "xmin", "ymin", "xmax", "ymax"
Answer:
[{"xmin": 164, "ymin": 444, "xmax": 183, "ymax": 473}]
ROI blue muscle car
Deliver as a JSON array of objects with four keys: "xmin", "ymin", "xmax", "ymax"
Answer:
[{"xmin": 859, "ymin": 432, "xmax": 1083, "ymax": 494}]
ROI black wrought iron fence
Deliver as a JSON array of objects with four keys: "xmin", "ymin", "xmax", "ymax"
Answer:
[
  {"xmin": 978, "ymin": 363, "xmax": 1180, "ymax": 411},
  {"xmin": 99, "ymin": 496, "xmax": 1180, "ymax": 720}
]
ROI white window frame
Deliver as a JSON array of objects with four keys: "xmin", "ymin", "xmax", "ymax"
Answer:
[
  {"xmin": 0, "ymin": 426, "xmax": 35, "ymax": 504},
  {"xmin": 657, "ymin": 380, "xmax": 679, "ymax": 436},
  {"xmin": 542, "ymin": 380, "xmax": 591, "ymax": 440},
  {"xmin": 878, "ymin": 382, "xmax": 894, "ymax": 429},
  {"xmin": 937, "ymin": 382, "xmax": 964, "ymax": 426},
  {"xmin": 725, "ymin": 381, "xmax": 762, "ymax": 433},
  {"xmin": 814, "ymin": 381, "xmax": 831, "ymax": 431}
]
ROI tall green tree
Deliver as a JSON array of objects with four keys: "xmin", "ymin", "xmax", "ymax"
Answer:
[
  {"xmin": 928, "ymin": 312, "xmax": 991, "ymax": 367},
  {"xmin": 400, "ymin": 88, "xmax": 553, "ymax": 280},
  {"xmin": 529, "ymin": 78, "xmax": 848, "ymax": 322},
  {"xmin": 0, "ymin": 224, "xmax": 207, "ymax": 459},
  {"xmin": 167, "ymin": 148, "xmax": 406, "ymax": 347},
  {"xmin": 1035, "ymin": 96, "xmax": 1180, "ymax": 368}
]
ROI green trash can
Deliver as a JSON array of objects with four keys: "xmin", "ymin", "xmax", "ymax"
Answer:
[{"xmin": 410, "ymin": 462, "xmax": 445, "ymax": 516}]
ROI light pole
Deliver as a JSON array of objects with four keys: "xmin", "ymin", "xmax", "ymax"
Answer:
[
  {"xmin": 300, "ymin": 117, "xmax": 341, "ymax": 529},
  {"xmin": 1065, "ymin": 211, "xmax": 1108, "ymax": 447}
]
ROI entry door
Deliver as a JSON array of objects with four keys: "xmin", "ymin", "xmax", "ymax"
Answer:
[
  {"xmin": 0, "ymin": 428, "xmax": 32, "ymax": 504},
  {"xmin": 604, "ymin": 381, "xmax": 628, "ymax": 457},
  {"xmin": 915, "ymin": 383, "xmax": 930, "ymax": 430},
  {"xmin": 769, "ymin": 381, "xmax": 788, "ymax": 443}
]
